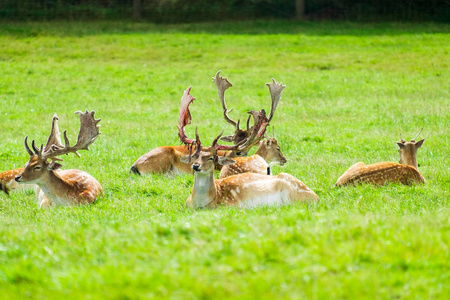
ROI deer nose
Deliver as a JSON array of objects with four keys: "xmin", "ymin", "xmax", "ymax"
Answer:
[
  {"xmin": 15, "ymin": 176, "xmax": 22, "ymax": 182},
  {"xmin": 192, "ymin": 164, "xmax": 200, "ymax": 172}
]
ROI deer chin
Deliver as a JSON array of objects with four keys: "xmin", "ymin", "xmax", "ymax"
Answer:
[{"xmin": 194, "ymin": 168, "xmax": 211, "ymax": 175}]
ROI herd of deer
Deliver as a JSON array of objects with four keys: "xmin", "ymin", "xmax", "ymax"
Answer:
[{"xmin": 0, "ymin": 71, "xmax": 426, "ymax": 209}]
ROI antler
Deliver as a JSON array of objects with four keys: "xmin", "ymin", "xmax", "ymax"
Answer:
[
  {"xmin": 266, "ymin": 78, "xmax": 286, "ymax": 123},
  {"xmin": 24, "ymin": 110, "xmax": 101, "ymax": 161},
  {"xmin": 412, "ymin": 128, "xmax": 423, "ymax": 142},
  {"xmin": 177, "ymin": 87, "xmax": 197, "ymax": 145},
  {"xmin": 235, "ymin": 109, "xmax": 269, "ymax": 152},
  {"xmin": 211, "ymin": 130, "xmax": 245, "ymax": 151},
  {"xmin": 213, "ymin": 71, "xmax": 238, "ymax": 127}
]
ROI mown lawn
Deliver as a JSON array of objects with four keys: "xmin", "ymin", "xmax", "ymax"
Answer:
[{"xmin": 0, "ymin": 21, "xmax": 449, "ymax": 299}]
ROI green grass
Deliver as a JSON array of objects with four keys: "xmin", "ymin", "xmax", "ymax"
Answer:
[{"xmin": 1, "ymin": 21, "xmax": 449, "ymax": 299}]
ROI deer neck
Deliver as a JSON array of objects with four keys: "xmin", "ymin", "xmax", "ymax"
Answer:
[
  {"xmin": 255, "ymin": 144, "xmax": 269, "ymax": 161},
  {"xmin": 400, "ymin": 150, "xmax": 419, "ymax": 170},
  {"xmin": 191, "ymin": 171, "xmax": 216, "ymax": 208},
  {"xmin": 400, "ymin": 156, "xmax": 419, "ymax": 170},
  {"xmin": 36, "ymin": 171, "xmax": 71, "ymax": 204}
]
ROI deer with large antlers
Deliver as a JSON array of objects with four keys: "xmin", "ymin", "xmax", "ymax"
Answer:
[
  {"xmin": 178, "ymin": 87, "xmax": 319, "ymax": 209},
  {"xmin": 214, "ymin": 71, "xmax": 288, "ymax": 178},
  {"xmin": 336, "ymin": 130, "xmax": 426, "ymax": 186},
  {"xmin": 130, "ymin": 87, "xmax": 201, "ymax": 176},
  {"xmin": 130, "ymin": 71, "xmax": 279, "ymax": 176},
  {"xmin": 15, "ymin": 110, "xmax": 103, "ymax": 207}
]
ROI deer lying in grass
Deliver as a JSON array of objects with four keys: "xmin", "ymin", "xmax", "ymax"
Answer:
[
  {"xmin": 219, "ymin": 130, "xmax": 287, "ymax": 178},
  {"xmin": 15, "ymin": 111, "xmax": 103, "ymax": 207},
  {"xmin": 130, "ymin": 71, "xmax": 280, "ymax": 175},
  {"xmin": 336, "ymin": 130, "xmax": 426, "ymax": 186},
  {"xmin": 178, "ymin": 88, "xmax": 319, "ymax": 209}
]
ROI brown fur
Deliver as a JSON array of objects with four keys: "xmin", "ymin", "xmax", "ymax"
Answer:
[
  {"xmin": 131, "ymin": 145, "xmax": 196, "ymax": 175},
  {"xmin": 0, "ymin": 168, "xmax": 27, "ymax": 195},
  {"xmin": 336, "ymin": 162, "xmax": 425, "ymax": 186}
]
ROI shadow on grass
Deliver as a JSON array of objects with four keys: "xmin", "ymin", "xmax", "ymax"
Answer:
[{"xmin": 0, "ymin": 20, "xmax": 449, "ymax": 37}]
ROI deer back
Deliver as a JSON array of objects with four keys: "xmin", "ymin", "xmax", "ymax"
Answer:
[
  {"xmin": 38, "ymin": 168, "xmax": 103, "ymax": 206},
  {"xmin": 336, "ymin": 162, "xmax": 425, "ymax": 186}
]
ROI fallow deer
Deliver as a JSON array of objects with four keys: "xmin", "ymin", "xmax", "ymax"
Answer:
[
  {"xmin": 15, "ymin": 110, "xmax": 103, "ymax": 207},
  {"xmin": 219, "ymin": 129, "xmax": 287, "ymax": 178},
  {"xmin": 336, "ymin": 130, "xmax": 426, "ymax": 186},
  {"xmin": 178, "ymin": 88, "xmax": 319, "ymax": 209},
  {"xmin": 130, "ymin": 71, "xmax": 280, "ymax": 176}
]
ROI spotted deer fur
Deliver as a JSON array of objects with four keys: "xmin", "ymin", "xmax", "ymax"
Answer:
[{"xmin": 336, "ymin": 134, "xmax": 426, "ymax": 186}]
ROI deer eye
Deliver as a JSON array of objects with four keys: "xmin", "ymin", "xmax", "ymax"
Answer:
[
  {"xmin": 277, "ymin": 148, "xmax": 280, "ymax": 151},
  {"xmin": 33, "ymin": 166, "xmax": 41, "ymax": 171},
  {"xmin": 208, "ymin": 157, "xmax": 214, "ymax": 161}
]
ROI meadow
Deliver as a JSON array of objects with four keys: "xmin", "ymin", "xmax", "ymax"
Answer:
[{"xmin": 0, "ymin": 21, "xmax": 449, "ymax": 299}]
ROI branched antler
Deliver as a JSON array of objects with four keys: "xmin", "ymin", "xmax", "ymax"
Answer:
[
  {"xmin": 177, "ymin": 87, "xmax": 197, "ymax": 145},
  {"xmin": 235, "ymin": 109, "xmax": 269, "ymax": 152},
  {"xmin": 213, "ymin": 71, "xmax": 237, "ymax": 127},
  {"xmin": 24, "ymin": 110, "xmax": 101, "ymax": 161},
  {"xmin": 266, "ymin": 78, "xmax": 286, "ymax": 123}
]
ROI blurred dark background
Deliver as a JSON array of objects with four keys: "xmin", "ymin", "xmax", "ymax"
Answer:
[{"xmin": 0, "ymin": 0, "xmax": 449, "ymax": 22}]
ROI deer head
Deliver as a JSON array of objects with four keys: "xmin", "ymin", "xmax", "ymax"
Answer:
[
  {"xmin": 397, "ymin": 129, "xmax": 425, "ymax": 170},
  {"xmin": 180, "ymin": 130, "xmax": 236, "ymax": 174},
  {"xmin": 213, "ymin": 71, "xmax": 285, "ymax": 155},
  {"xmin": 16, "ymin": 110, "xmax": 101, "ymax": 183},
  {"xmin": 258, "ymin": 128, "xmax": 287, "ymax": 166}
]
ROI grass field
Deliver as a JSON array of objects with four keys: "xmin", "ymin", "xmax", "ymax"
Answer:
[{"xmin": 0, "ymin": 21, "xmax": 449, "ymax": 299}]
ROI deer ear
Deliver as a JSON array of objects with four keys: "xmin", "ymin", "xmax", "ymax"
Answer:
[
  {"xmin": 415, "ymin": 139, "xmax": 425, "ymax": 149},
  {"xmin": 219, "ymin": 135, "xmax": 235, "ymax": 143},
  {"xmin": 397, "ymin": 142, "xmax": 406, "ymax": 149},
  {"xmin": 48, "ymin": 162, "xmax": 62, "ymax": 171},
  {"xmin": 180, "ymin": 155, "xmax": 193, "ymax": 164},
  {"xmin": 218, "ymin": 156, "xmax": 235, "ymax": 166}
]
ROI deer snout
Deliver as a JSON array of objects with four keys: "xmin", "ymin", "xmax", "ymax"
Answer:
[
  {"xmin": 192, "ymin": 164, "xmax": 201, "ymax": 172},
  {"xmin": 280, "ymin": 157, "xmax": 287, "ymax": 166},
  {"xmin": 15, "ymin": 175, "xmax": 22, "ymax": 182}
]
